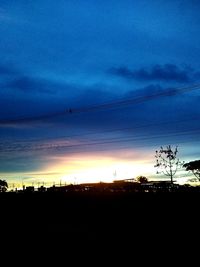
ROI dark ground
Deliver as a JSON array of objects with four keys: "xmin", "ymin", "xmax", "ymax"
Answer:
[{"xmin": 0, "ymin": 191, "xmax": 199, "ymax": 260}]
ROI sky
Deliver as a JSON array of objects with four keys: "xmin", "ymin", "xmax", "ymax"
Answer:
[{"xmin": 0, "ymin": 0, "xmax": 200, "ymax": 187}]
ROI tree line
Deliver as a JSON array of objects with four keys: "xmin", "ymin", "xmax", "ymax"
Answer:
[{"xmin": 0, "ymin": 146, "xmax": 200, "ymax": 191}]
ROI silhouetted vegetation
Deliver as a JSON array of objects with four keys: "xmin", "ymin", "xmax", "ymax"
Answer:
[
  {"xmin": 155, "ymin": 145, "xmax": 183, "ymax": 183},
  {"xmin": 183, "ymin": 160, "xmax": 200, "ymax": 180},
  {"xmin": 136, "ymin": 176, "xmax": 148, "ymax": 183},
  {"xmin": 0, "ymin": 179, "xmax": 8, "ymax": 192}
]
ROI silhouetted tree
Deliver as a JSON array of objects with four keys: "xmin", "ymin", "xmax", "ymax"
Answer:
[
  {"xmin": 136, "ymin": 176, "xmax": 148, "ymax": 183},
  {"xmin": 0, "ymin": 179, "xmax": 8, "ymax": 192},
  {"xmin": 183, "ymin": 160, "xmax": 200, "ymax": 181},
  {"xmin": 155, "ymin": 145, "xmax": 183, "ymax": 184}
]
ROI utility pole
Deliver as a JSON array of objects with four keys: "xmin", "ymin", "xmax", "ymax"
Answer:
[
  {"xmin": 22, "ymin": 178, "xmax": 25, "ymax": 190},
  {"xmin": 113, "ymin": 170, "xmax": 117, "ymax": 180}
]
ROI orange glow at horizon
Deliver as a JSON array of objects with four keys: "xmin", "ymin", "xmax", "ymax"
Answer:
[
  {"xmin": 28, "ymin": 150, "xmax": 154, "ymax": 184},
  {"xmin": 4, "ymin": 149, "xmax": 156, "ymax": 187}
]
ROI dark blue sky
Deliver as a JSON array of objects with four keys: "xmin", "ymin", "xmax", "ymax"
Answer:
[{"xmin": 0, "ymin": 0, "xmax": 200, "ymax": 185}]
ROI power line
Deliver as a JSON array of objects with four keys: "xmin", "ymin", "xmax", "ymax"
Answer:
[
  {"xmin": 1, "ymin": 127, "xmax": 200, "ymax": 153},
  {"xmin": 0, "ymin": 83, "xmax": 199, "ymax": 124},
  {"xmin": 1, "ymin": 136, "xmax": 199, "ymax": 156},
  {"xmin": 0, "ymin": 115, "xmax": 198, "ymax": 145},
  {"xmin": 72, "ymin": 83, "xmax": 200, "ymax": 113}
]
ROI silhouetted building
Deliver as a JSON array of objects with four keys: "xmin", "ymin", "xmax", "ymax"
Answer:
[
  {"xmin": 141, "ymin": 181, "xmax": 180, "ymax": 192},
  {"xmin": 38, "ymin": 186, "xmax": 46, "ymax": 192},
  {"xmin": 24, "ymin": 186, "xmax": 35, "ymax": 193}
]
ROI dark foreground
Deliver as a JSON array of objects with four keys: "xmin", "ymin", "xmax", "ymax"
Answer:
[{"xmin": 0, "ymin": 191, "xmax": 199, "ymax": 258}]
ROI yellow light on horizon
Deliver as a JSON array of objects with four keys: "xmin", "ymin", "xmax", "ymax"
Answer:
[{"xmin": 4, "ymin": 149, "xmax": 155, "ymax": 186}]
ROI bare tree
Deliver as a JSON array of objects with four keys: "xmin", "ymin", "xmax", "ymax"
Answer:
[{"xmin": 154, "ymin": 145, "xmax": 182, "ymax": 184}]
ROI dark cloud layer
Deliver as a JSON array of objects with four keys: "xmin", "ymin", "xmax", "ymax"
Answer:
[
  {"xmin": 0, "ymin": 82, "xmax": 199, "ymax": 174},
  {"xmin": 0, "ymin": 63, "xmax": 68, "ymax": 95},
  {"xmin": 0, "ymin": 63, "xmax": 18, "ymax": 76},
  {"xmin": 110, "ymin": 64, "xmax": 194, "ymax": 83}
]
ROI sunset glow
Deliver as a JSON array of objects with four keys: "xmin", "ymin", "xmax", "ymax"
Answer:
[{"xmin": 0, "ymin": 0, "xmax": 199, "ymax": 187}]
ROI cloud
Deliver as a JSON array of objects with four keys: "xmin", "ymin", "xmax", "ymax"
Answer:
[
  {"xmin": 7, "ymin": 76, "xmax": 55, "ymax": 94},
  {"xmin": 110, "ymin": 64, "xmax": 193, "ymax": 83},
  {"xmin": 0, "ymin": 81, "xmax": 199, "ymax": 175},
  {"xmin": 0, "ymin": 63, "xmax": 18, "ymax": 76},
  {"xmin": 0, "ymin": 81, "xmax": 119, "ymax": 128},
  {"xmin": 1, "ymin": 81, "xmax": 199, "ymax": 130},
  {"xmin": 0, "ymin": 63, "xmax": 74, "ymax": 95},
  {"xmin": 0, "ymin": 7, "xmax": 12, "ymax": 22}
]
